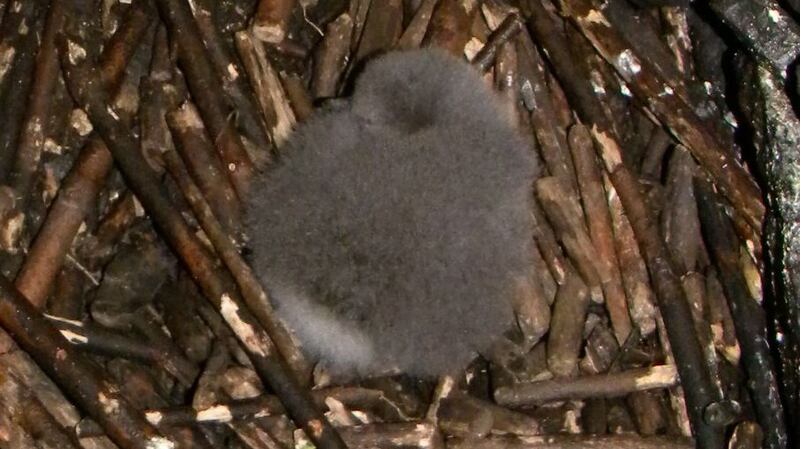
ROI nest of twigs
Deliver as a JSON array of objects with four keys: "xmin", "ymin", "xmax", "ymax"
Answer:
[{"xmin": 0, "ymin": 1, "xmax": 799, "ymax": 449}]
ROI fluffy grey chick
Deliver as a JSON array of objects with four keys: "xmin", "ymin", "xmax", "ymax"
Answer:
[{"xmin": 246, "ymin": 48, "xmax": 536, "ymax": 379}]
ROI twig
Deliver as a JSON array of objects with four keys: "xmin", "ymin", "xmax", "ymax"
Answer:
[
  {"xmin": 708, "ymin": 0, "xmax": 800, "ymax": 78},
  {"xmin": 569, "ymin": 123, "xmax": 632, "ymax": 344},
  {"xmin": 564, "ymin": 0, "xmax": 764, "ymax": 230},
  {"xmin": 155, "ymin": 0, "xmax": 255, "ymax": 198},
  {"xmin": 535, "ymin": 176, "xmax": 603, "ymax": 301},
  {"xmin": 495, "ymin": 364, "xmax": 678, "ymax": 407},
  {"xmin": 423, "ymin": 0, "xmax": 479, "ymax": 55},
  {"xmin": 353, "ymin": 0, "xmax": 403, "ymax": 62},
  {"xmin": 545, "ymin": 268, "xmax": 590, "ymax": 377},
  {"xmin": 59, "ymin": 44, "xmax": 341, "ymax": 449},
  {"xmin": 159, "ymin": 141, "xmax": 311, "ymax": 381},
  {"xmin": 592, "ymin": 128, "xmax": 725, "ymax": 449},
  {"xmin": 472, "ymin": 13, "xmax": 523, "ymax": 73},
  {"xmin": 311, "ymin": 12, "xmax": 353, "ymax": 99},
  {"xmin": 447, "ymin": 434, "xmax": 695, "ymax": 449},
  {"xmin": 696, "ymin": 178, "xmax": 787, "ymax": 449},
  {"xmin": 0, "ymin": 276, "xmax": 173, "ymax": 449},
  {"xmin": 166, "ymin": 101, "xmax": 243, "ymax": 237},
  {"xmin": 14, "ymin": 139, "xmax": 112, "ymax": 308},
  {"xmin": 234, "ymin": 30, "xmax": 297, "ymax": 149},
  {"xmin": 0, "ymin": 1, "xmax": 47, "ymax": 183},
  {"xmin": 396, "ymin": 0, "xmax": 439, "ymax": 50},
  {"xmin": 251, "ymin": 0, "xmax": 296, "ymax": 44},
  {"xmin": 9, "ymin": 0, "xmax": 65, "ymax": 216},
  {"xmin": 44, "ymin": 312, "xmax": 198, "ymax": 387},
  {"xmin": 192, "ymin": 0, "xmax": 274, "ymax": 158}
]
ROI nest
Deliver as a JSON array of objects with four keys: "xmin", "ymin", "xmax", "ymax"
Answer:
[{"xmin": 0, "ymin": 0, "xmax": 798, "ymax": 448}]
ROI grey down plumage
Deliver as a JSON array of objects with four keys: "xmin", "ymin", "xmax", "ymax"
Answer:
[{"xmin": 245, "ymin": 48, "xmax": 537, "ymax": 378}]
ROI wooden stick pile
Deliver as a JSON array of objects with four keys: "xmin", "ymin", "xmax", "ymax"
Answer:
[{"xmin": 0, "ymin": 0, "xmax": 798, "ymax": 448}]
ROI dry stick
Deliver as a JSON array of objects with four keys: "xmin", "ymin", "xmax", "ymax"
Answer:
[
  {"xmin": 20, "ymin": 393, "xmax": 81, "ymax": 449},
  {"xmin": 639, "ymin": 126, "xmax": 672, "ymax": 181},
  {"xmin": 0, "ymin": 1, "xmax": 47, "ymax": 183},
  {"xmin": 495, "ymin": 364, "xmax": 677, "ymax": 407},
  {"xmin": 44, "ymin": 313, "xmax": 198, "ymax": 387},
  {"xmin": 563, "ymin": 0, "xmax": 764, "ymax": 231},
  {"xmin": 569, "ymin": 124, "xmax": 632, "ymax": 344},
  {"xmin": 521, "ymin": 0, "xmax": 615, "ymax": 139},
  {"xmin": 79, "ymin": 386, "xmax": 408, "ymax": 431},
  {"xmin": 0, "ymin": 0, "xmax": 40, "ymax": 97},
  {"xmin": 14, "ymin": 139, "xmax": 112, "ymax": 309},
  {"xmin": 18, "ymin": 26, "xmax": 161, "ymax": 316},
  {"xmin": 530, "ymin": 198, "xmax": 568, "ymax": 286},
  {"xmin": 234, "ymin": 30, "xmax": 297, "ymax": 149},
  {"xmin": 599, "ymin": 0, "xmax": 691, "ymax": 104},
  {"xmin": 311, "ymin": 12, "xmax": 354, "ymax": 99},
  {"xmin": 0, "ymin": 365, "xmax": 56, "ymax": 449},
  {"xmin": 71, "ymin": 396, "xmax": 284, "ymax": 437},
  {"xmin": 695, "ymin": 179, "xmax": 787, "ymax": 449},
  {"xmin": 530, "ymin": 240, "xmax": 556, "ymax": 304},
  {"xmin": 144, "ymin": 396, "xmax": 284, "ymax": 429},
  {"xmin": 605, "ymin": 175, "xmax": 657, "ymax": 337},
  {"xmin": 681, "ymin": 271, "xmax": 726, "ymax": 406},
  {"xmin": 651, "ymin": 309, "xmax": 693, "ymax": 437},
  {"xmin": 562, "ymin": 24, "xmax": 628, "ymax": 148},
  {"xmin": 338, "ymin": 422, "xmax": 444, "ymax": 449},
  {"xmin": 155, "ymin": 0, "xmax": 255, "ymax": 199},
  {"xmin": 511, "ymin": 271, "xmax": 551, "ymax": 351},
  {"xmin": 523, "ymin": 4, "xmax": 723, "ymax": 447},
  {"xmin": 251, "ymin": 0, "xmax": 296, "ymax": 44},
  {"xmin": 14, "ymin": 4, "xmax": 155, "ymax": 309},
  {"xmin": 396, "ymin": 0, "xmax": 438, "ymax": 50},
  {"xmin": 535, "ymin": 177, "xmax": 603, "ymax": 302},
  {"xmin": 159, "ymin": 143, "xmax": 311, "ymax": 381},
  {"xmin": 348, "ymin": 0, "xmax": 371, "ymax": 55},
  {"xmin": 447, "ymin": 434, "xmax": 695, "ymax": 449},
  {"xmin": 472, "ymin": 13, "xmax": 523, "ymax": 73},
  {"xmin": 494, "ymin": 41, "xmax": 520, "ymax": 120},
  {"xmin": 628, "ymin": 390, "xmax": 667, "ymax": 436},
  {"xmin": 192, "ymin": 0, "xmax": 274, "ymax": 160},
  {"xmin": 438, "ymin": 392, "xmax": 542, "ymax": 438},
  {"xmin": 515, "ymin": 27, "xmax": 578, "ymax": 193},
  {"xmin": 59, "ymin": 57, "xmax": 343, "ymax": 449},
  {"xmin": 580, "ymin": 319, "xmax": 618, "ymax": 375},
  {"xmin": 79, "ymin": 320, "xmax": 213, "ymax": 449},
  {"xmin": 48, "ymin": 264, "xmax": 85, "ymax": 319},
  {"xmin": 0, "ymin": 333, "xmax": 118, "ymax": 449},
  {"xmin": 353, "ymin": 0, "xmax": 404, "ymax": 62},
  {"xmin": 662, "ymin": 148, "xmax": 724, "ymax": 401},
  {"xmin": 0, "ymin": 277, "xmax": 173, "ymax": 449},
  {"xmin": 593, "ymin": 132, "xmax": 725, "ymax": 449},
  {"xmin": 708, "ymin": 0, "xmax": 800, "ymax": 78},
  {"xmin": 728, "ymin": 421, "xmax": 764, "ymax": 449},
  {"xmin": 98, "ymin": 1, "xmax": 155, "ymax": 95},
  {"xmin": 423, "ymin": 0, "xmax": 479, "ymax": 55},
  {"xmin": 79, "ymin": 191, "xmax": 138, "ymax": 270},
  {"xmin": 155, "ymin": 282, "xmax": 214, "ymax": 366},
  {"xmin": 280, "ymin": 73, "xmax": 314, "ymax": 122},
  {"xmin": 544, "ymin": 268, "xmax": 590, "ymax": 377},
  {"xmin": 182, "ymin": 276, "xmax": 252, "ymax": 368},
  {"xmin": 705, "ymin": 268, "xmax": 740, "ymax": 364},
  {"xmin": 9, "ymin": 0, "xmax": 65, "ymax": 215},
  {"xmin": 659, "ymin": 8, "xmax": 694, "ymax": 86},
  {"xmin": 166, "ymin": 102, "xmax": 242, "ymax": 237},
  {"xmin": 131, "ymin": 305, "xmax": 202, "ymax": 386}
]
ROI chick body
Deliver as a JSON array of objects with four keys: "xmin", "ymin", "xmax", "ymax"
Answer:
[{"xmin": 246, "ymin": 49, "xmax": 537, "ymax": 378}]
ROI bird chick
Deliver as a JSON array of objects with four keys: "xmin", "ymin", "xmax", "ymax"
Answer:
[{"xmin": 246, "ymin": 48, "xmax": 537, "ymax": 379}]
